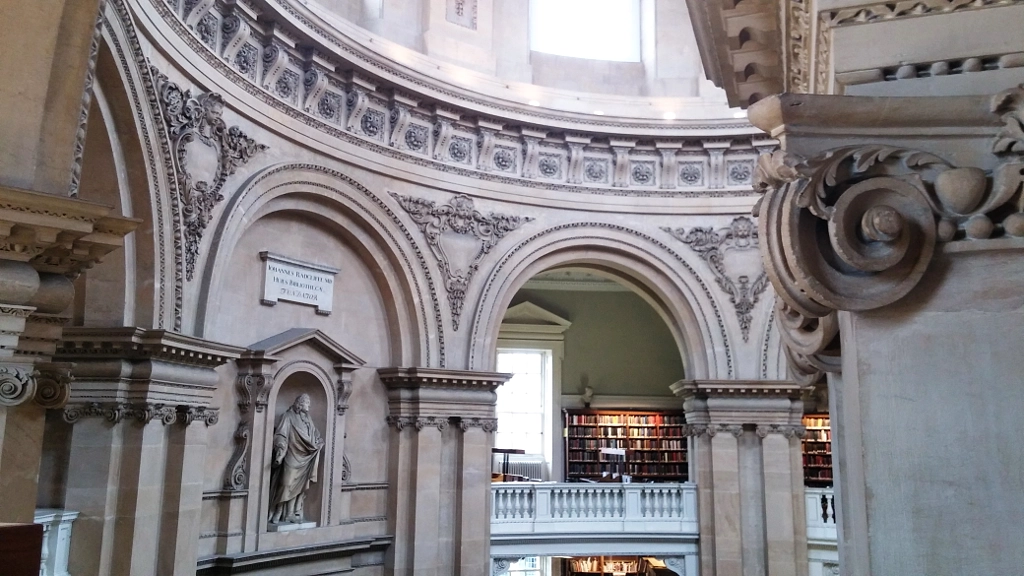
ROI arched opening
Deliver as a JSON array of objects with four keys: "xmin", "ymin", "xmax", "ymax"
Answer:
[{"xmin": 491, "ymin": 265, "xmax": 687, "ymax": 483}]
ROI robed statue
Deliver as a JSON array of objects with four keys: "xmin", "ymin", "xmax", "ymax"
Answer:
[{"xmin": 268, "ymin": 393, "xmax": 324, "ymax": 524}]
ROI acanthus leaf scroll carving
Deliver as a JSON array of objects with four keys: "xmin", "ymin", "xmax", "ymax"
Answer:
[
  {"xmin": 664, "ymin": 216, "xmax": 769, "ymax": 342},
  {"xmin": 341, "ymin": 453, "xmax": 351, "ymax": 482},
  {"xmin": 390, "ymin": 193, "xmax": 532, "ymax": 330},
  {"xmin": 223, "ymin": 420, "xmax": 251, "ymax": 490},
  {"xmin": 153, "ymin": 69, "xmax": 267, "ymax": 281},
  {"xmin": 459, "ymin": 417, "xmax": 498, "ymax": 433},
  {"xmin": 0, "ymin": 365, "xmax": 37, "ymax": 407},
  {"xmin": 753, "ymin": 106, "xmax": 1024, "ymax": 382},
  {"xmin": 236, "ymin": 373, "xmax": 270, "ymax": 413}
]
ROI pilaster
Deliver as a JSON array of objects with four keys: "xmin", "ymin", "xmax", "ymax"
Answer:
[
  {"xmin": 0, "ymin": 185, "xmax": 136, "ymax": 523},
  {"xmin": 749, "ymin": 86, "xmax": 1024, "ymax": 576},
  {"xmin": 379, "ymin": 367, "xmax": 509, "ymax": 576},
  {"xmin": 673, "ymin": 379, "xmax": 810, "ymax": 576},
  {"xmin": 55, "ymin": 328, "xmax": 240, "ymax": 576}
]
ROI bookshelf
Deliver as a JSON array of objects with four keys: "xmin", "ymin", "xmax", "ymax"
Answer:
[
  {"xmin": 563, "ymin": 409, "xmax": 688, "ymax": 482},
  {"xmin": 564, "ymin": 556, "xmax": 649, "ymax": 575},
  {"xmin": 802, "ymin": 414, "xmax": 832, "ymax": 486}
]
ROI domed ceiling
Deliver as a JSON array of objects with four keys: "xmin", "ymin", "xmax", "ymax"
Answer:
[{"xmin": 295, "ymin": 0, "xmax": 739, "ymax": 121}]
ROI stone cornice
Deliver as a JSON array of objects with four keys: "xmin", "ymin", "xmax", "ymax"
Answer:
[
  {"xmin": 0, "ymin": 184, "xmax": 139, "ymax": 275},
  {"xmin": 378, "ymin": 367, "xmax": 511, "ymax": 391},
  {"xmin": 57, "ymin": 327, "xmax": 243, "ymax": 367},
  {"xmin": 671, "ymin": 379, "xmax": 809, "ymax": 400}
]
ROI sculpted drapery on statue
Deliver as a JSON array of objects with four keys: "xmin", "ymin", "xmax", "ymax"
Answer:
[{"xmin": 269, "ymin": 393, "xmax": 324, "ymax": 525}]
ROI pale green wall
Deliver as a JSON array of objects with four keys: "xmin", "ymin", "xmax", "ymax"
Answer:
[{"xmin": 511, "ymin": 288, "xmax": 685, "ymax": 397}]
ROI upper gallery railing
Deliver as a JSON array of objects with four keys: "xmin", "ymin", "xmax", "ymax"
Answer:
[
  {"xmin": 491, "ymin": 482, "xmax": 698, "ymax": 536},
  {"xmin": 806, "ymin": 487, "xmax": 838, "ymax": 543}
]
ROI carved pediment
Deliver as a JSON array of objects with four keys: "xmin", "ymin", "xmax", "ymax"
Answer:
[
  {"xmin": 244, "ymin": 328, "xmax": 366, "ymax": 367},
  {"xmin": 500, "ymin": 302, "xmax": 571, "ymax": 336}
]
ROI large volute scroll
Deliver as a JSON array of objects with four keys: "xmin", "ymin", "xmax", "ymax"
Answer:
[{"xmin": 754, "ymin": 84, "xmax": 1024, "ymax": 383}]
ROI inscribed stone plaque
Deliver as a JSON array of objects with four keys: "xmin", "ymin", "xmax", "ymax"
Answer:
[{"xmin": 259, "ymin": 251, "xmax": 338, "ymax": 315}]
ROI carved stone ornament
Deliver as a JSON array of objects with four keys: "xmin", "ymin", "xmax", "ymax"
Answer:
[
  {"xmin": 665, "ymin": 217, "xmax": 770, "ymax": 342},
  {"xmin": 664, "ymin": 557, "xmax": 687, "ymax": 576},
  {"xmin": 33, "ymin": 364, "xmax": 73, "ymax": 409},
  {"xmin": 236, "ymin": 373, "xmax": 270, "ymax": 413},
  {"xmin": 492, "ymin": 557, "xmax": 525, "ymax": 576},
  {"xmin": 224, "ymin": 420, "xmax": 250, "ymax": 490},
  {"xmin": 153, "ymin": 68, "xmax": 267, "ymax": 281},
  {"xmin": 755, "ymin": 424, "xmax": 806, "ymax": 439},
  {"xmin": 753, "ymin": 85, "xmax": 1024, "ymax": 384},
  {"xmin": 390, "ymin": 193, "xmax": 532, "ymax": 329},
  {"xmin": 459, "ymin": 417, "xmax": 499, "ymax": 433},
  {"xmin": 61, "ymin": 401, "xmax": 208, "ymax": 426},
  {"xmin": 336, "ymin": 378, "xmax": 353, "ymax": 415},
  {"xmin": 0, "ymin": 365, "xmax": 36, "ymax": 407},
  {"xmin": 341, "ymin": 453, "xmax": 351, "ymax": 482}
]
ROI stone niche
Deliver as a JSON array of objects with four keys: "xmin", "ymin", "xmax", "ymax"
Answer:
[{"xmin": 268, "ymin": 372, "xmax": 330, "ymax": 528}]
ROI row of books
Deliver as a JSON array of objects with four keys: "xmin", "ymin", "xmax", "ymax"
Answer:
[
  {"xmin": 803, "ymin": 454, "xmax": 832, "ymax": 467},
  {"xmin": 806, "ymin": 429, "xmax": 831, "ymax": 441},
  {"xmin": 804, "ymin": 416, "xmax": 830, "ymax": 428},
  {"xmin": 565, "ymin": 414, "xmax": 685, "ymax": 426}
]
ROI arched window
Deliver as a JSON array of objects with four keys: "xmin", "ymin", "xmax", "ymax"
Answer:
[{"xmin": 529, "ymin": 0, "xmax": 642, "ymax": 62}]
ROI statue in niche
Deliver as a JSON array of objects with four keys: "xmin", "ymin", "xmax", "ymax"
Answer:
[{"xmin": 268, "ymin": 393, "xmax": 324, "ymax": 525}]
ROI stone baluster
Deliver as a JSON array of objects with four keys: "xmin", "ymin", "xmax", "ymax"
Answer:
[{"xmin": 379, "ymin": 367, "xmax": 509, "ymax": 576}]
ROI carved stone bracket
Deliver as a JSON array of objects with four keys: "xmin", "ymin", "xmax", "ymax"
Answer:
[
  {"xmin": 390, "ymin": 193, "xmax": 531, "ymax": 330},
  {"xmin": 336, "ymin": 377, "xmax": 353, "ymax": 415},
  {"xmin": 341, "ymin": 453, "xmax": 351, "ymax": 482},
  {"xmin": 152, "ymin": 68, "xmax": 267, "ymax": 281},
  {"xmin": 753, "ymin": 86, "xmax": 1024, "ymax": 382},
  {"xmin": 665, "ymin": 216, "xmax": 769, "ymax": 342},
  {"xmin": 236, "ymin": 372, "xmax": 271, "ymax": 413}
]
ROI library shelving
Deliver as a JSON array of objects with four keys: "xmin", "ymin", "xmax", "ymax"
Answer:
[
  {"xmin": 801, "ymin": 414, "xmax": 832, "ymax": 486},
  {"xmin": 563, "ymin": 409, "xmax": 688, "ymax": 482}
]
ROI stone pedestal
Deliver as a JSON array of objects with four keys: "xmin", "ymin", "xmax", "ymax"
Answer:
[
  {"xmin": 378, "ymin": 367, "xmax": 509, "ymax": 576},
  {"xmin": 55, "ymin": 328, "xmax": 239, "ymax": 576},
  {"xmin": 672, "ymin": 379, "xmax": 809, "ymax": 576},
  {"xmin": 750, "ymin": 88, "xmax": 1024, "ymax": 576}
]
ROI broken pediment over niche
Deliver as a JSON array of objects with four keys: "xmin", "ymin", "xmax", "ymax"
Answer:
[{"xmin": 500, "ymin": 301, "xmax": 571, "ymax": 338}]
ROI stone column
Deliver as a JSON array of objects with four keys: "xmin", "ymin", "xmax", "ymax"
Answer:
[
  {"xmin": 673, "ymin": 379, "xmax": 809, "ymax": 576},
  {"xmin": 749, "ymin": 88, "xmax": 1024, "ymax": 576},
  {"xmin": 0, "ymin": 187, "xmax": 136, "ymax": 524},
  {"xmin": 56, "ymin": 328, "xmax": 240, "ymax": 576},
  {"xmin": 379, "ymin": 367, "xmax": 509, "ymax": 576}
]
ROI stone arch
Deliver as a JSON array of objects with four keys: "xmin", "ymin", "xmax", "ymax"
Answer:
[
  {"xmin": 468, "ymin": 223, "xmax": 733, "ymax": 380},
  {"xmin": 99, "ymin": 4, "xmax": 184, "ymax": 330},
  {"xmin": 196, "ymin": 163, "xmax": 439, "ymax": 368}
]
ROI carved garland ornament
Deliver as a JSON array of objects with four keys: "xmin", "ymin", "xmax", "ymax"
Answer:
[
  {"xmin": 753, "ymin": 84, "xmax": 1024, "ymax": 384},
  {"xmin": 390, "ymin": 193, "xmax": 531, "ymax": 330},
  {"xmin": 153, "ymin": 70, "xmax": 267, "ymax": 281},
  {"xmin": 665, "ymin": 217, "xmax": 770, "ymax": 342}
]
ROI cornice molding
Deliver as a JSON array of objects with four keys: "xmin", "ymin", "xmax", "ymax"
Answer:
[
  {"xmin": 378, "ymin": 367, "xmax": 511, "ymax": 391},
  {"xmin": 57, "ymin": 327, "xmax": 243, "ymax": 367}
]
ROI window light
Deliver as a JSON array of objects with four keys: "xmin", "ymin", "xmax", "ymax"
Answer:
[{"xmin": 529, "ymin": 0, "xmax": 642, "ymax": 63}]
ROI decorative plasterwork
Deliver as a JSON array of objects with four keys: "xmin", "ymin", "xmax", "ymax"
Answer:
[
  {"xmin": 69, "ymin": 0, "xmax": 108, "ymax": 197},
  {"xmin": 142, "ymin": 0, "xmax": 766, "ymax": 199},
  {"xmin": 62, "ymin": 401, "xmax": 219, "ymax": 426},
  {"xmin": 390, "ymin": 193, "xmax": 531, "ymax": 330},
  {"xmin": 151, "ymin": 69, "xmax": 267, "ymax": 281},
  {"xmin": 664, "ymin": 217, "xmax": 769, "ymax": 342},
  {"xmin": 752, "ymin": 85, "xmax": 1024, "ymax": 383}
]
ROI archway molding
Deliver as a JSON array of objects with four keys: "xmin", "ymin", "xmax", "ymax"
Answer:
[
  {"xmin": 196, "ymin": 163, "xmax": 442, "ymax": 367},
  {"xmin": 468, "ymin": 223, "xmax": 734, "ymax": 380}
]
